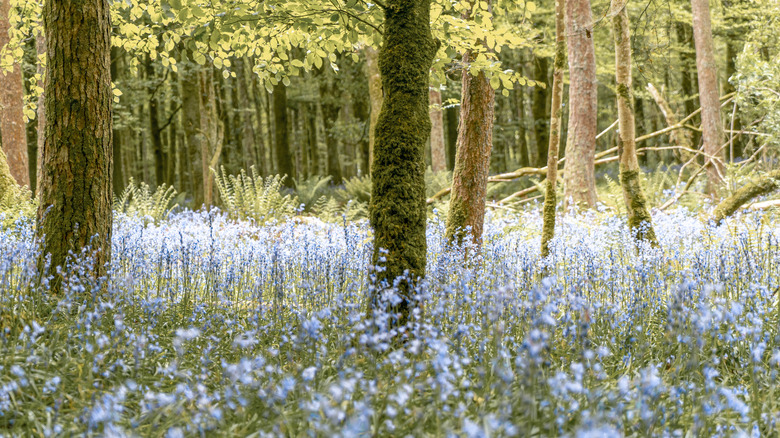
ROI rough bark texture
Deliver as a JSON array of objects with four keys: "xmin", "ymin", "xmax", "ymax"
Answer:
[
  {"xmin": 369, "ymin": 0, "xmax": 438, "ymax": 323},
  {"xmin": 365, "ymin": 46, "xmax": 382, "ymax": 176},
  {"xmin": 691, "ymin": 0, "xmax": 724, "ymax": 192},
  {"xmin": 712, "ymin": 170, "xmax": 780, "ymax": 223},
  {"xmin": 562, "ymin": 0, "xmax": 597, "ymax": 209},
  {"xmin": 611, "ymin": 0, "xmax": 658, "ymax": 246},
  {"xmin": 273, "ymin": 82, "xmax": 294, "ymax": 186},
  {"xmin": 445, "ymin": 13, "xmax": 496, "ymax": 248},
  {"xmin": 0, "ymin": 0, "xmax": 29, "ymax": 188},
  {"xmin": 36, "ymin": 0, "xmax": 113, "ymax": 285},
  {"xmin": 541, "ymin": 0, "xmax": 566, "ymax": 259},
  {"xmin": 429, "ymin": 87, "xmax": 447, "ymax": 172}
]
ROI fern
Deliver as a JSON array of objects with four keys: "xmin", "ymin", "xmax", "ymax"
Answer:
[
  {"xmin": 311, "ymin": 196, "xmax": 369, "ymax": 222},
  {"xmin": 0, "ymin": 185, "xmax": 36, "ymax": 229},
  {"xmin": 338, "ymin": 175, "xmax": 372, "ymax": 204},
  {"xmin": 212, "ymin": 166, "xmax": 297, "ymax": 223},
  {"xmin": 114, "ymin": 177, "xmax": 177, "ymax": 224},
  {"xmin": 294, "ymin": 175, "xmax": 332, "ymax": 210}
]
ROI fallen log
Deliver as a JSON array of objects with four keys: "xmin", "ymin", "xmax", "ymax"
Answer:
[{"xmin": 711, "ymin": 169, "xmax": 780, "ymax": 223}]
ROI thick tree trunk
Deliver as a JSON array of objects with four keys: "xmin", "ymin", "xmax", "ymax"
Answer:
[
  {"xmin": 37, "ymin": 0, "xmax": 113, "ymax": 285},
  {"xmin": 273, "ymin": 82, "xmax": 294, "ymax": 185},
  {"xmin": 541, "ymin": 0, "xmax": 566, "ymax": 259},
  {"xmin": 181, "ymin": 61, "xmax": 203, "ymax": 205},
  {"xmin": 611, "ymin": 0, "xmax": 657, "ymax": 245},
  {"xmin": 365, "ymin": 46, "xmax": 383, "ymax": 176},
  {"xmin": 369, "ymin": 0, "xmax": 438, "ymax": 325},
  {"xmin": 691, "ymin": 0, "xmax": 724, "ymax": 193},
  {"xmin": 445, "ymin": 1, "xmax": 496, "ymax": 248},
  {"xmin": 532, "ymin": 55, "xmax": 550, "ymax": 167},
  {"xmin": 0, "ymin": 0, "xmax": 29, "ymax": 188},
  {"xmin": 562, "ymin": 0, "xmax": 597, "ymax": 209},
  {"xmin": 429, "ymin": 87, "xmax": 447, "ymax": 172},
  {"xmin": 712, "ymin": 170, "xmax": 780, "ymax": 223}
]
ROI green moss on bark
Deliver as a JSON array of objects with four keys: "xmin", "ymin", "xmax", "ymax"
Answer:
[
  {"xmin": 620, "ymin": 169, "xmax": 658, "ymax": 245},
  {"xmin": 540, "ymin": 179, "xmax": 557, "ymax": 258},
  {"xmin": 712, "ymin": 170, "xmax": 780, "ymax": 223},
  {"xmin": 369, "ymin": 0, "xmax": 438, "ymax": 325}
]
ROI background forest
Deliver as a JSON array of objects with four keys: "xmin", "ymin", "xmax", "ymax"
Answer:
[{"xmin": 3, "ymin": 0, "xmax": 780, "ymax": 437}]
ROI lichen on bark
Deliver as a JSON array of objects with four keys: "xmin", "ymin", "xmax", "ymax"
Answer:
[{"xmin": 369, "ymin": 0, "xmax": 438, "ymax": 326}]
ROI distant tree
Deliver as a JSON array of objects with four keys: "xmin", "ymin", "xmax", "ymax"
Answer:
[
  {"xmin": 36, "ymin": 0, "xmax": 113, "ymax": 287},
  {"xmin": 429, "ymin": 86, "xmax": 446, "ymax": 172},
  {"xmin": 0, "ymin": 0, "xmax": 29, "ymax": 188}
]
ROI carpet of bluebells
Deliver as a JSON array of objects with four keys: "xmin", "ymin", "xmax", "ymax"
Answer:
[{"xmin": 2, "ymin": 206, "xmax": 780, "ymax": 437}]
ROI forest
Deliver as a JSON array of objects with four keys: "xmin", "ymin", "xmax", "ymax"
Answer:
[{"xmin": 1, "ymin": 0, "xmax": 780, "ymax": 435}]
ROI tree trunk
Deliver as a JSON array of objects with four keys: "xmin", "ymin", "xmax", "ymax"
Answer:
[
  {"xmin": 691, "ymin": 0, "xmax": 724, "ymax": 193},
  {"xmin": 676, "ymin": 22, "xmax": 700, "ymax": 151},
  {"xmin": 540, "ymin": 0, "xmax": 566, "ymax": 259},
  {"xmin": 611, "ymin": 0, "xmax": 658, "ymax": 245},
  {"xmin": 34, "ymin": 23, "xmax": 47, "ymax": 195},
  {"xmin": 199, "ymin": 69, "xmax": 223, "ymax": 207},
  {"xmin": 235, "ymin": 58, "xmax": 258, "ymax": 172},
  {"xmin": 273, "ymin": 82, "xmax": 294, "ymax": 185},
  {"xmin": 181, "ymin": 61, "xmax": 203, "ymax": 205},
  {"xmin": 647, "ymin": 82, "xmax": 693, "ymax": 161},
  {"xmin": 307, "ymin": 102, "xmax": 320, "ymax": 175},
  {"xmin": 365, "ymin": 46, "xmax": 383, "ymax": 176},
  {"xmin": 37, "ymin": 0, "xmax": 113, "ymax": 286},
  {"xmin": 166, "ymin": 70, "xmax": 178, "ymax": 186},
  {"xmin": 144, "ymin": 55, "xmax": 165, "ymax": 188},
  {"xmin": 561, "ymin": 0, "xmax": 597, "ymax": 209},
  {"xmin": 515, "ymin": 86, "xmax": 529, "ymax": 168},
  {"xmin": 445, "ymin": 1, "xmax": 496, "ymax": 248},
  {"xmin": 109, "ymin": 46, "xmax": 125, "ymax": 196},
  {"xmin": 369, "ymin": 0, "xmax": 438, "ymax": 326},
  {"xmin": 532, "ymin": 55, "xmax": 550, "ymax": 167},
  {"xmin": 319, "ymin": 69, "xmax": 343, "ymax": 185},
  {"xmin": 712, "ymin": 170, "xmax": 780, "ymax": 224},
  {"xmin": 429, "ymin": 87, "xmax": 447, "ymax": 172},
  {"xmin": 0, "ymin": 0, "xmax": 29, "ymax": 188},
  {"xmin": 0, "ymin": 148, "xmax": 18, "ymax": 203}
]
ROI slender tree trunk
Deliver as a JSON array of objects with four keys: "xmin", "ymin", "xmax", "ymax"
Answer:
[
  {"xmin": 541, "ymin": 0, "xmax": 566, "ymax": 259},
  {"xmin": 199, "ymin": 69, "xmax": 223, "ymax": 207},
  {"xmin": 676, "ymin": 22, "xmax": 700, "ymax": 150},
  {"xmin": 319, "ymin": 70, "xmax": 343, "ymax": 185},
  {"xmin": 144, "ymin": 56, "xmax": 165, "ymax": 188},
  {"xmin": 365, "ymin": 46, "xmax": 383, "ymax": 176},
  {"xmin": 273, "ymin": 82, "xmax": 294, "ymax": 185},
  {"xmin": 561, "ymin": 0, "xmax": 597, "ymax": 209},
  {"xmin": 691, "ymin": 0, "xmax": 724, "ymax": 193},
  {"xmin": 429, "ymin": 87, "xmax": 447, "ymax": 172},
  {"xmin": 532, "ymin": 55, "xmax": 550, "ymax": 167},
  {"xmin": 181, "ymin": 61, "xmax": 203, "ymax": 205},
  {"xmin": 307, "ymin": 102, "xmax": 320, "ymax": 175},
  {"xmin": 445, "ymin": 105, "xmax": 458, "ymax": 171},
  {"xmin": 0, "ymin": 0, "xmax": 29, "ymax": 188},
  {"xmin": 445, "ymin": 1, "xmax": 496, "ymax": 248},
  {"xmin": 352, "ymin": 84, "xmax": 371, "ymax": 176},
  {"xmin": 167, "ymin": 70, "xmax": 178, "ymax": 186},
  {"xmin": 515, "ymin": 86, "xmax": 529, "ymax": 168},
  {"xmin": 235, "ymin": 58, "xmax": 258, "ymax": 173},
  {"xmin": 611, "ymin": 0, "xmax": 658, "ymax": 245},
  {"xmin": 369, "ymin": 0, "xmax": 438, "ymax": 325},
  {"xmin": 37, "ymin": 0, "xmax": 113, "ymax": 286}
]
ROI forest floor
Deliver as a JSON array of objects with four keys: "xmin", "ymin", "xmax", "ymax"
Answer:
[{"xmin": 1, "ymin": 207, "xmax": 779, "ymax": 436}]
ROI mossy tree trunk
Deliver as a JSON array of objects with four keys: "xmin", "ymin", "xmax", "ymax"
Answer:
[
  {"xmin": 36, "ymin": 0, "xmax": 113, "ymax": 286},
  {"xmin": 711, "ymin": 170, "xmax": 780, "ymax": 224},
  {"xmin": 0, "ymin": 148, "xmax": 17, "ymax": 203},
  {"xmin": 691, "ymin": 0, "xmax": 724, "ymax": 193},
  {"xmin": 445, "ymin": 0, "xmax": 496, "ymax": 248},
  {"xmin": 562, "ymin": 0, "xmax": 597, "ymax": 209},
  {"xmin": 611, "ymin": 0, "xmax": 658, "ymax": 246},
  {"xmin": 0, "ymin": 0, "xmax": 29, "ymax": 188},
  {"xmin": 369, "ymin": 0, "xmax": 438, "ymax": 324},
  {"xmin": 540, "ymin": 0, "xmax": 566, "ymax": 259}
]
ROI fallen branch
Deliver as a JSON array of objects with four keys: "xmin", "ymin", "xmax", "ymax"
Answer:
[{"xmin": 711, "ymin": 169, "xmax": 780, "ymax": 223}]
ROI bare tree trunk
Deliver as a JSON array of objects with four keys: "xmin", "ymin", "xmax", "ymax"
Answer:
[
  {"xmin": 445, "ymin": 0, "xmax": 496, "ymax": 247},
  {"xmin": 562, "ymin": 0, "xmax": 597, "ymax": 209},
  {"xmin": 199, "ymin": 69, "xmax": 224, "ymax": 207},
  {"xmin": 429, "ymin": 87, "xmax": 447, "ymax": 172},
  {"xmin": 181, "ymin": 61, "xmax": 203, "ymax": 205},
  {"xmin": 611, "ymin": 0, "xmax": 658, "ymax": 245},
  {"xmin": 37, "ymin": 0, "xmax": 113, "ymax": 288},
  {"xmin": 0, "ymin": 0, "xmax": 29, "ymax": 188},
  {"xmin": 145, "ymin": 55, "xmax": 165, "ymax": 188},
  {"xmin": 273, "ymin": 82, "xmax": 294, "ymax": 185},
  {"xmin": 691, "ymin": 0, "xmax": 724, "ymax": 193},
  {"xmin": 540, "ymin": 0, "xmax": 566, "ymax": 259},
  {"xmin": 364, "ymin": 46, "xmax": 382, "ymax": 176}
]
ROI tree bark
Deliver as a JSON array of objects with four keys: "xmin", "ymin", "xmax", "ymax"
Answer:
[
  {"xmin": 691, "ymin": 0, "xmax": 724, "ymax": 193},
  {"xmin": 611, "ymin": 0, "xmax": 658, "ymax": 245},
  {"xmin": 199, "ymin": 69, "xmax": 223, "ymax": 207},
  {"xmin": 429, "ymin": 87, "xmax": 447, "ymax": 172},
  {"xmin": 445, "ymin": 105, "xmax": 458, "ymax": 170},
  {"xmin": 145, "ymin": 55, "xmax": 165, "ymax": 188},
  {"xmin": 365, "ymin": 46, "xmax": 383, "ymax": 176},
  {"xmin": 712, "ymin": 170, "xmax": 780, "ymax": 224},
  {"xmin": 273, "ymin": 82, "xmax": 294, "ymax": 185},
  {"xmin": 369, "ymin": 0, "xmax": 438, "ymax": 326},
  {"xmin": 181, "ymin": 61, "xmax": 203, "ymax": 205},
  {"xmin": 445, "ymin": 1, "xmax": 495, "ymax": 248},
  {"xmin": 0, "ymin": 0, "xmax": 29, "ymax": 188},
  {"xmin": 37, "ymin": 0, "xmax": 113, "ymax": 286},
  {"xmin": 319, "ymin": 68, "xmax": 343, "ymax": 184},
  {"xmin": 562, "ymin": 0, "xmax": 597, "ymax": 209},
  {"xmin": 541, "ymin": 0, "xmax": 566, "ymax": 259},
  {"xmin": 532, "ymin": 55, "xmax": 550, "ymax": 167}
]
